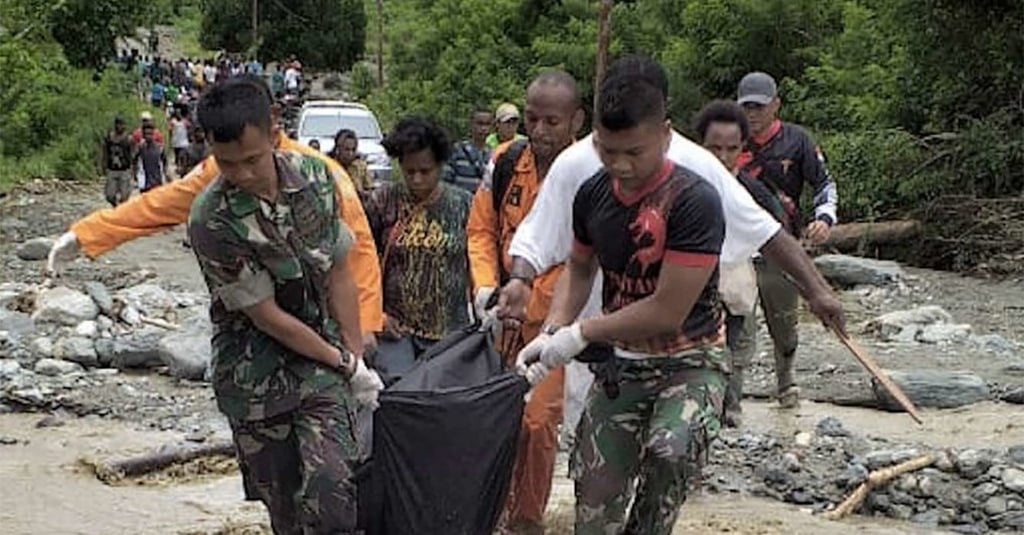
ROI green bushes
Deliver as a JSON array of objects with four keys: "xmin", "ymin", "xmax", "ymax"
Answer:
[{"xmin": 0, "ymin": 40, "xmax": 151, "ymax": 188}]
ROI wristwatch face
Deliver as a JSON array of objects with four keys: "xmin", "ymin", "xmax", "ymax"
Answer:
[{"xmin": 542, "ymin": 324, "xmax": 560, "ymax": 336}]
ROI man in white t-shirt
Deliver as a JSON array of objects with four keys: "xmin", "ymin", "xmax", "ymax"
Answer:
[
  {"xmin": 285, "ymin": 65, "xmax": 300, "ymax": 94},
  {"xmin": 499, "ymin": 56, "xmax": 845, "ymax": 436}
]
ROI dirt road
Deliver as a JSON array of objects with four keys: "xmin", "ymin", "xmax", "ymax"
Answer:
[{"xmin": 2, "ymin": 181, "xmax": 1022, "ymax": 534}]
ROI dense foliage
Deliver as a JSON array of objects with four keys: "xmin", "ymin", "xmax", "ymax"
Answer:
[
  {"xmin": 368, "ymin": 0, "xmax": 1024, "ymax": 221},
  {"xmin": 200, "ymin": 0, "xmax": 366, "ymax": 71}
]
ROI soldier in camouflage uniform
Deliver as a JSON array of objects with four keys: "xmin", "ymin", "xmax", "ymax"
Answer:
[
  {"xmin": 518, "ymin": 75, "xmax": 727, "ymax": 534},
  {"xmin": 188, "ymin": 77, "xmax": 382, "ymax": 534}
]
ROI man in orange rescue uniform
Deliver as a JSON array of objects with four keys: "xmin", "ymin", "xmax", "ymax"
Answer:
[
  {"xmin": 467, "ymin": 70, "xmax": 585, "ymax": 535},
  {"xmin": 46, "ymin": 75, "xmax": 384, "ymax": 344}
]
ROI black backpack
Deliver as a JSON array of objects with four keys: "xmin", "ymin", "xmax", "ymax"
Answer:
[{"xmin": 489, "ymin": 139, "xmax": 529, "ymax": 284}]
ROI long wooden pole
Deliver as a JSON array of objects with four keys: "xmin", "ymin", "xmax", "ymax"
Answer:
[
  {"xmin": 251, "ymin": 0, "xmax": 258, "ymax": 50},
  {"xmin": 593, "ymin": 0, "xmax": 613, "ymax": 117}
]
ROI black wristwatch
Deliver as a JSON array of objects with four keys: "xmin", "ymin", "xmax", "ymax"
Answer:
[
  {"xmin": 335, "ymin": 347, "xmax": 355, "ymax": 376},
  {"xmin": 541, "ymin": 323, "xmax": 562, "ymax": 336}
]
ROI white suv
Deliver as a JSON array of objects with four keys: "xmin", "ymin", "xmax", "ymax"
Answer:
[{"xmin": 296, "ymin": 101, "xmax": 391, "ymax": 181}]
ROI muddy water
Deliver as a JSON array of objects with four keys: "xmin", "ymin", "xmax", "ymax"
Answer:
[{"xmin": 3, "ymin": 397, "xmax": 998, "ymax": 535}]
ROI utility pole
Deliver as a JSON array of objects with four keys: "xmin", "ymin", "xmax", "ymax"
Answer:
[
  {"xmin": 251, "ymin": 0, "xmax": 259, "ymax": 52},
  {"xmin": 376, "ymin": 0, "xmax": 385, "ymax": 87},
  {"xmin": 593, "ymin": 0, "xmax": 613, "ymax": 118}
]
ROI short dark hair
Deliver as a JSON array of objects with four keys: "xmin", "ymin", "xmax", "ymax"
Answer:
[
  {"xmin": 694, "ymin": 99, "xmax": 750, "ymax": 141},
  {"xmin": 196, "ymin": 77, "xmax": 272, "ymax": 143},
  {"xmin": 596, "ymin": 75, "xmax": 666, "ymax": 131},
  {"xmin": 606, "ymin": 54, "xmax": 669, "ymax": 100},
  {"xmin": 530, "ymin": 69, "xmax": 582, "ymax": 108},
  {"xmin": 381, "ymin": 116, "xmax": 451, "ymax": 163},
  {"xmin": 334, "ymin": 129, "xmax": 358, "ymax": 145}
]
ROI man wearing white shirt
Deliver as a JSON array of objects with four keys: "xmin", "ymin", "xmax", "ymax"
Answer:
[{"xmin": 499, "ymin": 56, "xmax": 844, "ymax": 431}]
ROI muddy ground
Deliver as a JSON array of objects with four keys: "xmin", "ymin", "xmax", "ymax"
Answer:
[{"xmin": 1, "ymin": 181, "xmax": 1023, "ymax": 534}]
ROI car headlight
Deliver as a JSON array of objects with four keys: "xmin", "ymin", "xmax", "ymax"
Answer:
[{"xmin": 365, "ymin": 153, "xmax": 390, "ymax": 167}]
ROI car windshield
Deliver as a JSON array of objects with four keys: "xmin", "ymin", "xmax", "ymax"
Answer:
[{"xmin": 300, "ymin": 113, "xmax": 381, "ymax": 139}]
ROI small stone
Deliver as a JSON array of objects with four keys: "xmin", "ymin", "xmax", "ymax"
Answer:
[
  {"xmin": 867, "ymin": 492, "xmax": 891, "ymax": 511},
  {"xmin": 973, "ymin": 482, "xmax": 1000, "ymax": 499},
  {"xmin": 911, "ymin": 509, "xmax": 941, "ymax": 526},
  {"xmin": 0, "ymin": 359, "xmax": 22, "ymax": 379},
  {"xmin": 956, "ymin": 449, "xmax": 992, "ymax": 479},
  {"xmin": 935, "ymin": 450, "xmax": 955, "ymax": 472},
  {"xmin": 35, "ymin": 414, "xmax": 65, "ymax": 428},
  {"xmin": 916, "ymin": 475, "xmax": 935, "ymax": 498},
  {"xmin": 891, "ymin": 504, "xmax": 914, "ymax": 520},
  {"xmin": 762, "ymin": 467, "xmax": 792, "ymax": 488},
  {"xmin": 158, "ymin": 329, "xmax": 211, "ymax": 380},
  {"xmin": 34, "ymin": 358, "xmax": 83, "ymax": 376},
  {"xmin": 985, "ymin": 496, "xmax": 1009, "ymax": 516},
  {"xmin": 1003, "ymin": 387, "xmax": 1024, "ymax": 405},
  {"xmin": 794, "ymin": 432, "xmax": 812, "ymax": 447},
  {"xmin": 74, "ymin": 320, "xmax": 99, "ymax": 338},
  {"xmin": 970, "ymin": 334, "xmax": 1016, "ymax": 353},
  {"xmin": 1002, "ymin": 467, "xmax": 1024, "ymax": 492},
  {"xmin": 842, "ymin": 463, "xmax": 869, "ymax": 488},
  {"xmin": 119, "ymin": 305, "xmax": 142, "ymax": 326},
  {"xmin": 917, "ymin": 323, "xmax": 971, "ymax": 344},
  {"xmin": 82, "ymin": 281, "xmax": 114, "ymax": 315},
  {"xmin": 781, "ymin": 452, "xmax": 801, "ymax": 472},
  {"xmin": 787, "ymin": 490, "xmax": 814, "ymax": 505},
  {"xmin": 815, "ymin": 416, "xmax": 850, "ymax": 438},
  {"xmin": 15, "ymin": 237, "xmax": 54, "ymax": 261},
  {"xmin": 866, "ymin": 450, "xmax": 895, "ymax": 470},
  {"xmin": 897, "ymin": 475, "xmax": 919, "ymax": 493},
  {"xmin": 1008, "ymin": 445, "xmax": 1024, "ymax": 466},
  {"xmin": 29, "ymin": 337, "xmax": 54, "ymax": 358},
  {"xmin": 32, "ymin": 287, "xmax": 99, "ymax": 326},
  {"xmin": 96, "ymin": 315, "xmax": 114, "ymax": 332},
  {"xmin": 890, "ymin": 489, "xmax": 916, "ymax": 505},
  {"xmin": 864, "ymin": 305, "xmax": 951, "ymax": 341},
  {"xmin": 53, "ymin": 336, "xmax": 98, "ymax": 367},
  {"xmin": 950, "ymin": 524, "xmax": 986, "ymax": 535},
  {"xmin": 0, "ymin": 436, "xmax": 18, "ymax": 445}
]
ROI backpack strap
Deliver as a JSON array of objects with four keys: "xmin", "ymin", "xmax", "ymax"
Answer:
[{"xmin": 490, "ymin": 139, "xmax": 529, "ymax": 285}]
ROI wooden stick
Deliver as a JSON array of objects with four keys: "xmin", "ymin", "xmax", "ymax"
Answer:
[
  {"xmin": 139, "ymin": 315, "xmax": 179, "ymax": 330},
  {"xmin": 824, "ymin": 454, "xmax": 934, "ymax": 520},
  {"xmin": 92, "ymin": 440, "xmax": 235, "ymax": 482},
  {"xmin": 830, "ymin": 326, "xmax": 924, "ymax": 424}
]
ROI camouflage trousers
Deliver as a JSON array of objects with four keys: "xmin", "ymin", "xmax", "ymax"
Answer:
[
  {"xmin": 229, "ymin": 384, "xmax": 360, "ymax": 535},
  {"xmin": 571, "ymin": 349, "xmax": 727, "ymax": 535},
  {"xmin": 755, "ymin": 258, "xmax": 800, "ymax": 393}
]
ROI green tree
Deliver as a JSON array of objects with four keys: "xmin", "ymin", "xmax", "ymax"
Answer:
[{"xmin": 200, "ymin": 0, "xmax": 367, "ymax": 70}]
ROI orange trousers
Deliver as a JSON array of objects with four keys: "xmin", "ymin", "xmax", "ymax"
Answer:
[{"xmin": 502, "ymin": 322, "xmax": 565, "ymax": 525}]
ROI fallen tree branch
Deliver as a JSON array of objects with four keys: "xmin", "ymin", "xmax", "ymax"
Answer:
[
  {"xmin": 823, "ymin": 220, "xmax": 922, "ymax": 251},
  {"xmin": 91, "ymin": 440, "xmax": 235, "ymax": 482},
  {"xmin": 139, "ymin": 315, "xmax": 180, "ymax": 330},
  {"xmin": 824, "ymin": 454, "xmax": 935, "ymax": 520}
]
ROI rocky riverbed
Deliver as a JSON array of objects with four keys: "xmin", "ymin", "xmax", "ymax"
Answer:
[{"xmin": 1, "ymin": 180, "xmax": 1023, "ymax": 534}]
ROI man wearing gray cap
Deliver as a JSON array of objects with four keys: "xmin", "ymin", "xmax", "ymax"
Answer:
[{"xmin": 735, "ymin": 71, "xmax": 839, "ymax": 409}]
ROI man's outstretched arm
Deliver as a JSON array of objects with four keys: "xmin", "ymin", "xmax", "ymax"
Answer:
[{"xmin": 759, "ymin": 230, "xmax": 846, "ymax": 333}]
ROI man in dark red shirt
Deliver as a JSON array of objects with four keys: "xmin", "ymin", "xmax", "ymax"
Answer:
[
  {"xmin": 518, "ymin": 74, "xmax": 727, "ymax": 534},
  {"xmin": 736, "ymin": 71, "xmax": 838, "ymax": 408}
]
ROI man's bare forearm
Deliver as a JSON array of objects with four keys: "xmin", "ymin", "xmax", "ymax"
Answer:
[
  {"xmin": 760, "ymin": 230, "xmax": 831, "ymax": 298},
  {"xmin": 545, "ymin": 256, "xmax": 596, "ymax": 327}
]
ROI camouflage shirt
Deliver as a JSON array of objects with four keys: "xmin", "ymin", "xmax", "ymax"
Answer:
[{"xmin": 188, "ymin": 150, "xmax": 355, "ymax": 422}]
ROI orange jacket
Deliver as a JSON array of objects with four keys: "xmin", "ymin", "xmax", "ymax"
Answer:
[
  {"xmin": 467, "ymin": 142, "xmax": 560, "ymax": 325},
  {"xmin": 71, "ymin": 133, "xmax": 384, "ymax": 332}
]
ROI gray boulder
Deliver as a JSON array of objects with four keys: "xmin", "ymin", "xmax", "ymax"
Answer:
[
  {"xmin": 158, "ymin": 330, "xmax": 211, "ymax": 380},
  {"xmin": 34, "ymin": 358, "xmax": 83, "ymax": 376},
  {"xmin": 32, "ymin": 287, "xmax": 98, "ymax": 326},
  {"xmin": 873, "ymin": 369, "xmax": 989, "ymax": 409},
  {"xmin": 29, "ymin": 337, "xmax": 54, "ymax": 358},
  {"xmin": 103, "ymin": 327, "xmax": 166, "ymax": 369},
  {"xmin": 1003, "ymin": 467, "xmax": 1024, "ymax": 493},
  {"xmin": 0, "ymin": 308, "xmax": 34, "ymax": 337},
  {"xmin": 54, "ymin": 336, "xmax": 98, "ymax": 367},
  {"xmin": 0, "ymin": 359, "xmax": 22, "ymax": 379},
  {"xmin": 15, "ymin": 237, "xmax": 54, "ymax": 261},
  {"xmin": 864, "ymin": 306, "xmax": 953, "ymax": 342},
  {"xmin": 917, "ymin": 323, "xmax": 971, "ymax": 344},
  {"xmin": 83, "ymin": 281, "xmax": 114, "ymax": 315},
  {"xmin": 814, "ymin": 254, "xmax": 905, "ymax": 287}
]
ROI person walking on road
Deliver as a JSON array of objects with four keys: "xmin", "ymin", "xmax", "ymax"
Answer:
[
  {"xmin": 102, "ymin": 116, "xmax": 134, "ymax": 206},
  {"xmin": 467, "ymin": 71, "xmax": 585, "ymax": 535},
  {"xmin": 187, "ymin": 76, "xmax": 381, "ymax": 533},
  {"xmin": 736, "ymin": 71, "xmax": 839, "ymax": 409}
]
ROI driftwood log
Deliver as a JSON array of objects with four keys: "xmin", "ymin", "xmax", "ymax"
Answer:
[
  {"xmin": 823, "ymin": 220, "xmax": 922, "ymax": 251},
  {"xmin": 93, "ymin": 440, "xmax": 235, "ymax": 481},
  {"xmin": 825, "ymin": 454, "xmax": 935, "ymax": 520}
]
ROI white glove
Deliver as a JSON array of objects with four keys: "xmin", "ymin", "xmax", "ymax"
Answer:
[
  {"xmin": 539, "ymin": 323, "xmax": 588, "ymax": 368},
  {"xmin": 515, "ymin": 332, "xmax": 550, "ymax": 375},
  {"xmin": 349, "ymin": 358, "xmax": 384, "ymax": 410},
  {"xmin": 473, "ymin": 286, "xmax": 496, "ymax": 321},
  {"xmin": 523, "ymin": 362, "xmax": 551, "ymax": 386},
  {"xmin": 46, "ymin": 231, "xmax": 80, "ymax": 275}
]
